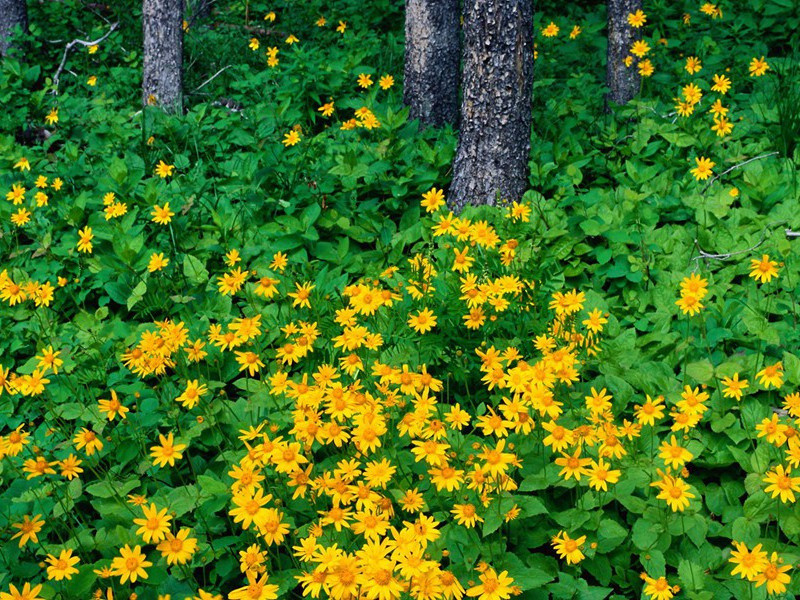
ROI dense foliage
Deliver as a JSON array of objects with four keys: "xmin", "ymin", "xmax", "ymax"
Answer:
[{"xmin": 1, "ymin": 1, "xmax": 799, "ymax": 599}]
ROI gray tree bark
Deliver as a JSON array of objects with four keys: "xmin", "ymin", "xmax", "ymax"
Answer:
[
  {"xmin": 0, "ymin": 0, "xmax": 27, "ymax": 57},
  {"xmin": 448, "ymin": 0, "xmax": 533, "ymax": 212},
  {"xmin": 606, "ymin": 0, "xmax": 641, "ymax": 106},
  {"xmin": 143, "ymin": 0, "xmax": 184, "ymax": 113},
  {"xmin": 403, "ymin": 0, "xmax": 460, "ymax": 127}
]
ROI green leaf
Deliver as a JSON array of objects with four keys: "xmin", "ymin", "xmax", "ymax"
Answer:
[
  {"xmin": 678, "ymin": 559, "xmax": 706, "ymax": 591},
  {"xmin": 183, "ymin": 254, "xmax": 209, "ymax": 286},
  {"xmin": 127, "ymin": 280, "xmax": 147, "ymax": 310},
  {"xmin": 686, "ymin": 359, "xmax": 714, "ymax": 383},
  {"xmin": 596, "ymin": 519, "xmax": 627, "ymax": 552}
]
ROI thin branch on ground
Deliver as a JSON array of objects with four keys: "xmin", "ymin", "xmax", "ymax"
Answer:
[
  {"xmin": 52, "ymin": 23, "xmax": 119, "ymax": 93},
  {"xmin": 191, "ymin": 65, "xmax": 232, "ymax": 93},
  {"xmin": 701, "ymin": 151, "xmax": 780, "ymax": 193},
  {"xmin": 691, "ymin": 228, "xmax": 768, "ymax": 266}
]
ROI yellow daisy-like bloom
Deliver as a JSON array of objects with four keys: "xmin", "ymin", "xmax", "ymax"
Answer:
[
  {"xmin": 154, "ymin": 160, "xmax": 175, "ymax": 178},
  {"xmin": 749, "ymin": 254, "xmax": 780, "ymax": 284},
  {"xmin": 764, "ymin": 464, "xmax": 800, "ymax": 503},
  {"xmin": 587, "ymin": 458, "xmax": 620, "ymax": 491},
  {"xmin": 357, "ymin": 73, "xmax": 373, "ymax": 88},
  {"xmin": 229, "ymin": 571, "xmax": 279, "ymax": 600},
  {"xmin": 684, "ymin": 56, "xmax": 702, "ymax": 74},
  {"xmin": 282, "ymin": 130, "xmax": 300, "ymax": 147},
  {"xmin": 749, "ymin": 56, "xmax": 770, "ymax": 77},
  {"xmin": 147, "ymin": 252, "xmax": 169, "ymax": 272},
  {"xmin": 729, "ymin": 541, "xmax": 768, "ymax": 581},
  {"xmin": 627, "ymin": 9, "xmax": 646, "ymax": 27},
  {"xmin": 45, "ymin": 549, "xmax": 80, "ymax": 581},
  {"xmin": 690, "ymin": 156, "xmax": 715, "ymax": 181},
  {"xmin": 655, "ymin": 474, "xmax": 694, "ymax": 511},
  {"xmin": 151, "ymin": 202, "xmax": 175, "ymax": 225},
  {"xmin": 465, "ymin": 567, "xmax": 514, "ymax": 600},
  {"xmin": 756, "ymin": 360, "xmax": 784, "ymax": 389},
  {"xmin": 711, "ymin": 73, "xmax": 731, "ymax": 94},
  {"xmin": 658, "ymin": 435, "xmax": 693, "ymax": 469},
  {"xmin": 421, "ymin": 187, "xmax": 446, "ymax": 212},
  {"xmin": 150, "ymin": 432, "xmax": 186, "ymax": 468},
  {"xmin": 156, "ymin": 528, "xmax": 198, "ymax": 565},
  {"xmin": 408, "ymin": 308, "xmax": 437, "ymax": 334},
  {"xmin": 720, "ymin": 373, "xmax": 748, "ymax": 400},
  {"xmin": 0, "ymin": 583, "xmax": 44, "ymax": 600},
  {"xmin": 10, "ymin": 514, "xmax": 45, "ymax": 547},
  {"xmin": 642, "ymin": 574, "xmax": 674, "ymax": 600},
  {"xmin": 754, "ymin": 552, "xmax": 792, "ymax": 595},
  {"xmin": 379, "ymin": 74, "xmax": 394, "ymax": 89},
  {"xmin": 551, "ymin": 531, "xmax": 586, "ymax": 565},
  {"xmin": 110, "ymin": 544, "xmax": 152, "ymax": 584},
  {"xmin": 134, "ymin": 503, "xmax": 173, "ymax": 543},
  {"xmin": 541, "ymin": 22, "xmax": 559, "ymax": 37}
]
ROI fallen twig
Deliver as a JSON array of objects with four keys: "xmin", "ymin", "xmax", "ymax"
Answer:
[
  {"xmin": 51, "ymin": 22, "xmax": 119, "ymax": 93},
  {"xmin": 787, "ymin": 229, "xmax": 800, "ymax": 239},
  {"xmin": 192, "ymin": 65, "xmax": 232, "ymax": 93},
  {"xmin": 691, "ymin": 228, "xmax": 768, "ymax": 266},
  {"xmin": 701, "ymin": 151, "xmax": 779, "ymax": 193}
]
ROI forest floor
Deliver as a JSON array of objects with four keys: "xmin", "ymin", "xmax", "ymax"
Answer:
[{"xmin": 0, "ymin": 1, "xmax": 799, "ymax": 599}]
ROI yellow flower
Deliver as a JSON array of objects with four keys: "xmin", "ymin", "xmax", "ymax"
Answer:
[
  {"xmin": 110, "ymin": 545, "xmax": 151, "ymax": 583},
  {"xmin": 763, "ymin": 464, "xmax": 800, "ymax": 503},
  {"xmin": 749, "ymin": 56, "xmax": 770, "ymax": 76},
  {"xmin": 357, "ymin": 73, "xmax": 373, "ymax": 88},
  {"xmin": 749, "ymin": 254, "xmax": 780, "ymax": 284},
  {"xmin": 721, "ymin": 373, "xmax": 748, "ymax": 400},
  {"xmin": 147, "ymin": 252, "xmax": 169, "ymax": 272},
  {"xmin": 336, "ymin": 21, "xmax": 347, "ymax": 34},
  {"xmin": 541, "ymin": 22, "xmax": 560, "ymax": 37},
  {"xmin": 10, "ymin": 514, "xmax": 45, "ymax": 547},
  {"xmin": 408, "ymin": 308, "xmax": 437, "ymax": 334},
  {"xmin": 690, "ymin": 156, "xmax": 714, "ymax": 181},
  {"xmin": 44, "ymin": 108, "xmax": 59, "ymax": 125},
  {"xmin": 684, "ymin": 56, "xmax": 702, "ymax": 74},
  {"xmin": 151, "ymin": 202, "xmax": 175, "ymax": 225},
  {"xmin": 154, "ymin": 160, "xmax": 175, "ymax": 178},
  {"xmin": 627, "ymin": 10, "xmax": 646, "ymax": 27},
  {"xmin": 379, "ymin": 74, "xmax": 394, "ymax": 89},
  {"xmin": 0, "ymin": 583, "xmax": 44, "ymax": 600},
  {"xmin": 318, "ymin": 101, "xmax": 334, "ymax": 117},
  {"xmin": 249, "ymin": 37, "xmax": 260, "ymax": 51},
  {"xmin": 45, "ymin": 549, "xmax": 80, "ymax": 581},
  {"xmin": 569, "ymin": 25, "xmax": 582, "ymax": 39},
  {"xmin": 756, "ymin": 360, "xmax": 784, "ymax": 389},
  {"xmin": 77, "ymin": 226, "xmax": 94, "ymax": 253},
  {"xmin": 711, "ymin": 73, "xmax": 731, "ymax": 94},
  {"xmin": 150, "ymin": 433, "xmax": 186, "ymax": 468},
  {"xmin": 421, "ymin": 187, "xmax": 446, "ymax": 212},
  {"xmin": 465, "ymin": 568, "xmax": 514, "ymax": 600},
  {"xmin": 551, "ymin": 531, "xmax": 586, "ymax": 564},
  {"xmin": 282, "ymin": 130, "xmax": 301, "ymax": 147},
  {"xmin": 754, "ymin": 552, "xmax": 792, "ymax": 595},
  {"xmin": 642, "ymin": 574, "xmax": 674, "ymax": 600},
  {"xmin": 729, "ymin": 541, "xmax": 768, "ymax": 581}
]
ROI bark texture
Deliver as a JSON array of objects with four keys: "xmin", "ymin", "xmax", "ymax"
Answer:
[
  {"xmin": 0, "ymin": 0, "xmax": 27, "ymax": 57},
  {"xmin": 449, "ymin": 0, "xmax": 533, "ymax": 211},
  {"xmin": 143, "ymin": 0, "xmax": 184, "ymax": 112},
  {"xmin": 403, "ymin": 0, "xmax": 460, "ymax": 127},
  {"xmin": 606, "ymin": 0, "xmax": 641, "ymax": 107}
]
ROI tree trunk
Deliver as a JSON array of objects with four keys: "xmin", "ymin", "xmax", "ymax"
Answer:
[
  {"xmin": 606, "ymin": 0, "xmax": 641, "ymax": 107},
  {"xmin": 0, "ymin": 0, "xmax": 27, "ymax": 57},
  {"xmin": 448, "ymin": 0, "xmax": 533, "ymax": 211},
  {"xmin": 403, "ymin": 0, "xmax": 460, "ymax": 127},
  {"xmin": 142, "ymin": 0, "xmax": 184, "ymax": 113}
]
